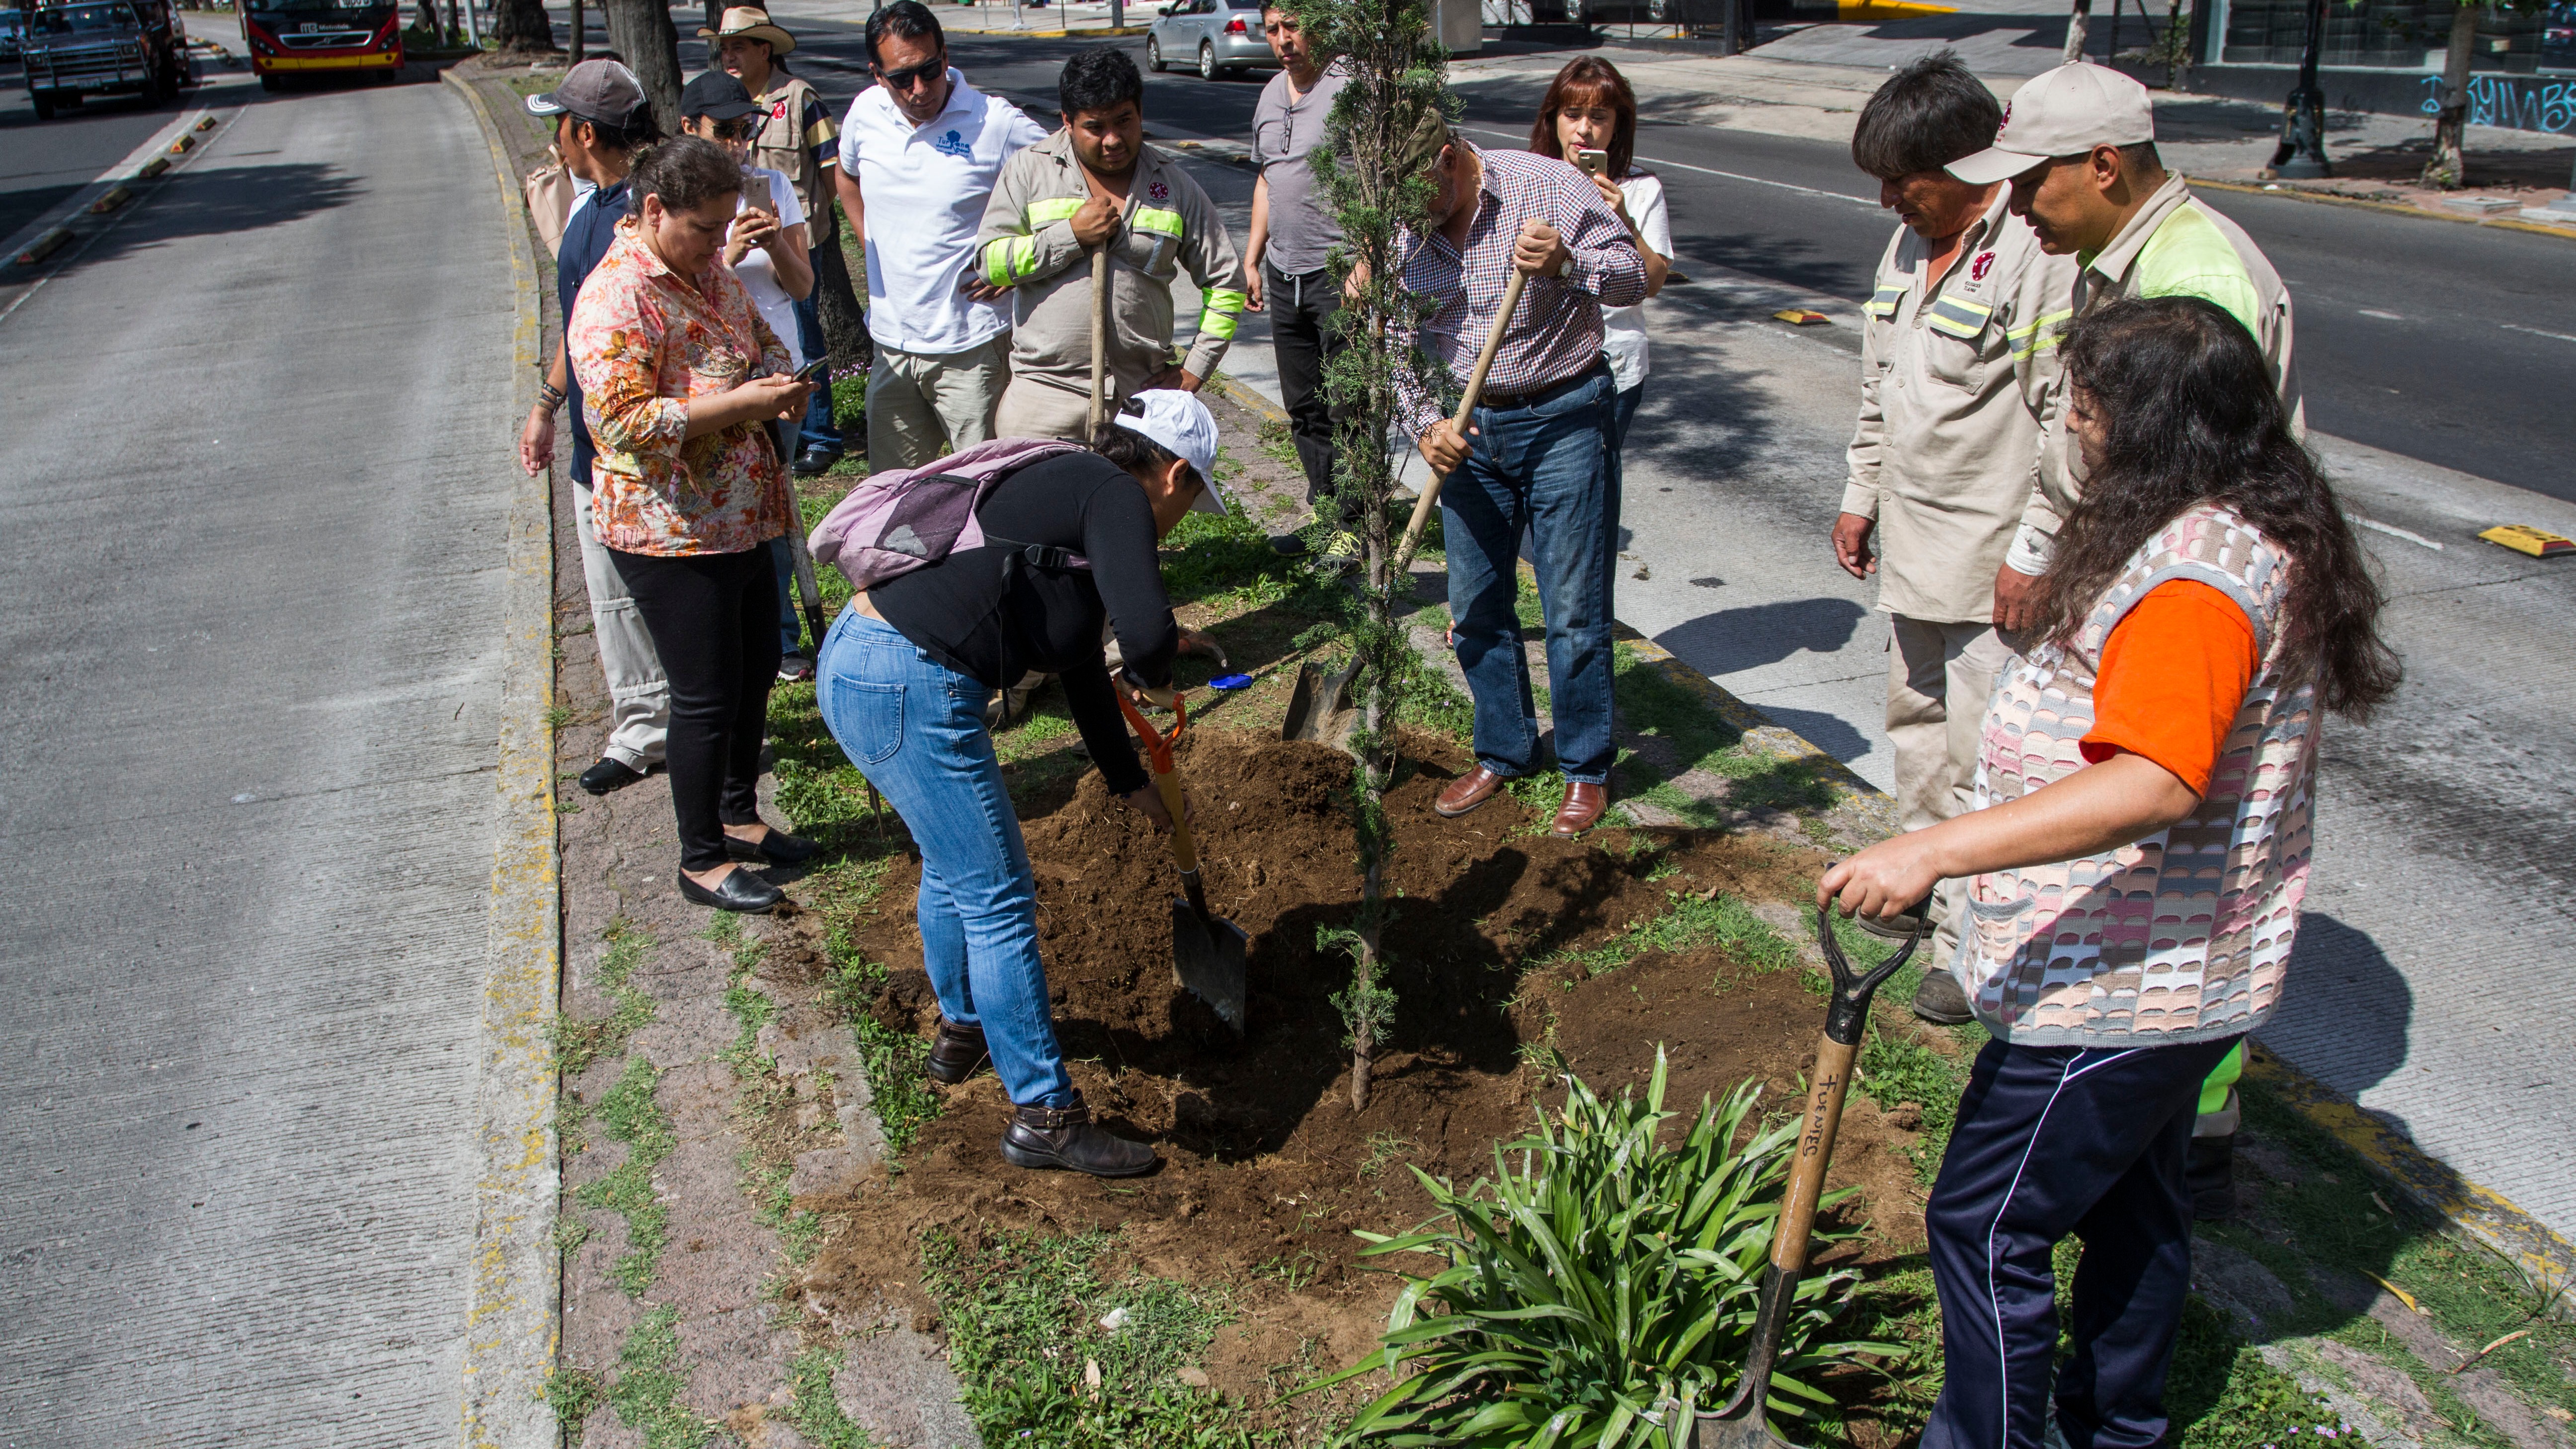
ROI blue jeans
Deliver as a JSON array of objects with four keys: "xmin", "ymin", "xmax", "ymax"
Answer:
[
  {"xmin": 815, "ymin": 608, "xmax": 1073, "ymax": 1108},
  {"xmin": 794, "ymin": 294, "xmax": 841, "ymax": 455},
  {"xmin": 1443, "ymin": 363, "xmax": 1617, "ymax": 784}
]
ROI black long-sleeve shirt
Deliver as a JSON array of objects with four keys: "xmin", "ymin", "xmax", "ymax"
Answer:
[{"xmin": 871, "ymin": 450, "xmax": 1178, "ymax": 796}]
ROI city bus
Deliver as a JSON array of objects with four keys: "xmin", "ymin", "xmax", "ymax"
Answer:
[{"xmin": 238, "ymin": 0, "xmax": 402, "ymax": 87}]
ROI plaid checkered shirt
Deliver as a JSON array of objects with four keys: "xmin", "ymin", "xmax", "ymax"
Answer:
[{"xmin": 1391, "ymin": 145, "xmax": 1648, "ymax": 438}]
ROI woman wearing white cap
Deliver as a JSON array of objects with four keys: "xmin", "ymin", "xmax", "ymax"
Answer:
[{"xmin": 810, "ymin": 391, "xmax": 1229, "ymax": 1178}]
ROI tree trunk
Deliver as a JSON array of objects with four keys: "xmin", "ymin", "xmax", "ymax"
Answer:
[
  {"xmin": 488, "ymin": 0, "xmax": 557, "ymax": 55},
  {"xmin": 600, "ymin": 0, "xmax": 683, "ymax": 136},
  {"xmin": 2422, "ymin": 0, "xmax": 2481, "ymax": 188},
  {"xmin": 1351, "ymin": 1015, "xmax": 1373, "ymax": 1110},
  {"xmin": 809, "ymin": 202, "xmax": 872, "ymax": 371},
  {"xmin": 444, "ymin": 0, "xmax": 461, "ymax": 46},
  {"xmin": 2062, "ymin": 0, "xmax": 2092, "ymax": 61},
  {"xmin": 568, "ymin": 0, "xmax": 584, "ymax": 62}
]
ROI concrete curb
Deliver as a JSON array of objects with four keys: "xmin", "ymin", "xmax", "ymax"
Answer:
[
  {"xmin": 443, "ymin": 64, "xmax": 563, "ymax": 1449},
  {"xmin": 2191, "ymin": 175, "xmax": 2576, "ymax": 243}
]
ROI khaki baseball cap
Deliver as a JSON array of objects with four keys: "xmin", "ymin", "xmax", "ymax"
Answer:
[{"xmin": 1945, "ymin": 62, "xmax": 2155, "ymax": 186}]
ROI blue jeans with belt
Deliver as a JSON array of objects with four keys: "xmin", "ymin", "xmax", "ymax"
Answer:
[
  {"xmin": 814, "ymin": 607, "xmax": 1073, "ymax": 1109},
  {"xmin": 1442, "ymin": 362, "xmax": 1618, "ymax": 784}
]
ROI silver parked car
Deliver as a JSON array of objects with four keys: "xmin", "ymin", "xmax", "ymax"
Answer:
[{"xmin": 1144, "ymin": 0, "xmax": 1272, "ymax": 80}]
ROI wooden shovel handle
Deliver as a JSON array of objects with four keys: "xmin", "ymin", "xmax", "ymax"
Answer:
[
  {"xmin": 1088, "ymin": 245, "xmax": 1110, "ymax": 438},
  {"xmin": 1772, "ymin": 1034, "xmax": 1858, "ymax": 1273},
  {"xmin": 1394, "ymin": 267, "xmax": 1531, "ymax": 567}
]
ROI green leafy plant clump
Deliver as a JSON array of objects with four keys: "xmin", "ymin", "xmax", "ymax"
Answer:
[{"xmin": 1311, "ymin": 1054, "xmax": 1890, "ymax": 1448}]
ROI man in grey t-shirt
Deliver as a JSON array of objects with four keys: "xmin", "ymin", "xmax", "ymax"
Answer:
[{"xmin": 1247, "ymin": 7, "xmax": 1353, "ymax": 561}]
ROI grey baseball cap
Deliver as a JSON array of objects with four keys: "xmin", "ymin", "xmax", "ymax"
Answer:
[{"xmin": 526, "ymin": 59, "xmax": 649, "ymax": 129}]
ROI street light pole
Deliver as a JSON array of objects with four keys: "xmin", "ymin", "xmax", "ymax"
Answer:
[{"xmin": 2267, "ymin": 0, "xmax": 2333, "ymax": 178}]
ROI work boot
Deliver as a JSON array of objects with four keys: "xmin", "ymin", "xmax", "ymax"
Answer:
[
  {"xmin": 1911, "ymin": 970, "xmax": 1973, "ymax": 1026},
  {"xmin": 999, "ymin": 1091, "xmax": 1158, "ymax": 1177},
  {"xmin": 925, "ymin": 1018, "xmax": 989, "ymax": 1086},
  {"xmin": 2187, "ymin": 1132, "xmax": 2237, "ymax": 1221}
]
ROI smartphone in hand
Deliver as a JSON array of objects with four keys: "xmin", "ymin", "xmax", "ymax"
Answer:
[
  {"xmin": 740, "ymin": 169, "xmax": 775, "ymax": 215},
  {"xmin": 1576, "ymin": 148, "xmax": 1609, "ymax": 176},
  {"xmin": 790, "ymin": 355, "xmax": 829, "ymax": 384}
]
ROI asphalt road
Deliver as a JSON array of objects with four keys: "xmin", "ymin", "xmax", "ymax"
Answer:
[
  {"xmin": 0, "ymin": 68, "xmax": 518, "ymax": 1443},
  {"xmin": 0, "ymin": 68, "xmax": 195, "ymax": 242}
]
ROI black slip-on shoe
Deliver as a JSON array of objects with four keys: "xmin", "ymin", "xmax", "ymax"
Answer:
[
  {"xmin": 677, "ymin": 867, "xmax": 782, "ymax": 914},
  {"xmin": 792, "ymin": 445, "xmax": 841, "ymax": 477}
]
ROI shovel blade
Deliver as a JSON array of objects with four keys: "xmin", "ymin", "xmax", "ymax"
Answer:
[
  {"xmin": 1281, "ymin": 657, "xmax": 1363, "ymax": 748},
  {"xmin": 1170, "ymin": 897, "xmax": 1249, "ymax": 1033}
]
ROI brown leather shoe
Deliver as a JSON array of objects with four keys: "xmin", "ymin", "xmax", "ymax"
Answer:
[
  {"xmin": 925, "ymin": 1017, "xmax": 988, "ymax": 1085},
  {"xmin": 1551, "ymin": 781, "xmax": 1607, "ymax": 836},
  {"xmin": 1435, "ymin": 764, "xmax": 1510, "ymax": 818},
  {"xmin": 998, "ymin": 1091, "xmax": 1159, "ymax": 1177}
]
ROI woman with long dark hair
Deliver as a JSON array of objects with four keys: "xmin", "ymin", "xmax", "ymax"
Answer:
[
  {"xmin": 569, "ymin": 136, "xmax": 819, "ymax": 914},
  {"xmin": 1527, "ymin": 56, "xmax": 1670, "ymax": 447},
  {"xmin": 1822, "ymin": 296, "xmax": 2398, "ymax": 1449}
]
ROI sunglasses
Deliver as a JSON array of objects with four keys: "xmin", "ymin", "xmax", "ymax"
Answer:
[
  {"xmin": 703, "ymin": 118, "xmax": 758, "ymax": 141},
  {"xmin": 873, "ymin": 56, "xmax": 944, "ymax": 91}
]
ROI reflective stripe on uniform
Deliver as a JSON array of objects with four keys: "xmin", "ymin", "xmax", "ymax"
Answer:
[
  {"xmin": 2006, "ymin": 307, "xmax": 2074, "ymax": 360},
  {"xmin": 1197, "ymin": 286, "xmax": 1247, "ymax": 340},
  {"xmin": 1866, "ymin": 285, "xmax": 1905, "ymax": 321},
  {"xmin": 1130, "ymin": 205, "xmax": 1185, "ymax": 240},
  {"xmin": 984, "ymin": 234, "xmax": 1039, "ymax": 287},
  {"xmin": 1925, "ymin": 294, "xmax": 1993, "ymax": 340},
  {"xmin": 1027, "ymin": 196, "xmax": 1084, "ymax": 228}
]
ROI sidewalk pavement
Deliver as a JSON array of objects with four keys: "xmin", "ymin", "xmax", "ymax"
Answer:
[{"xmin": 758, "ymin": 0, "xmax": 1146, "ymax": 38}]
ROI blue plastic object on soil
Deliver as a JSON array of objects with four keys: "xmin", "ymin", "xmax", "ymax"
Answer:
[{"xmin": 1209, "ymin": 673, "xmax": 1254, "ymax": 691}]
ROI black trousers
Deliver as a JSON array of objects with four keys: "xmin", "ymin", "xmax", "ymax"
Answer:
[
  {"xmin": 1923, "ymin": 1034, "xmax": 2244, "ymax": 1449},
  {"xmin": 1266, "ymin": 261, "xmax": 1357, "ymax": 525},
  {"xmin": 612, "ymin": 544, "xmax": 783, "ymax": 873}
]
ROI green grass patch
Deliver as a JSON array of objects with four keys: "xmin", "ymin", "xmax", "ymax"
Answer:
[
  {"xmin": 781, "ymin": 1345, "xmax": 878, "ymax": 1449},
  {"xmin": 555, "ymin": 918, "xmax": 657, "ymax": 1081},
  {"xmin": 574, "ymin": 1053, "xmax": 678, "ymax": 1297},
  {"xmin": 1612, "ymin": 642, "xmax": 1840, "ymax": 823},
  {"xmin": 606, "ymin": 1303, "xmax": 720, "ymax": 1448},
  {"xmin": 1537, "ymin": 886, "xmax": 1799, "ymax": 979},
  {"xmin": 921, "ymin": 1226, "xmax": 1275, "ymax": 1449},
  {"xmin": 818, "ymin": 928, "xmax": 942, "ymax": 1156}
]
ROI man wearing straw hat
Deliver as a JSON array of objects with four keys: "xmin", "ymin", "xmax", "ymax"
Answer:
[
  {"xmin": 1394, "ymin": 113, "xmax": 1644, "ymax": 839},
  {"xmin": 706, "ymin": 5, "xmax": 850, "ymax": 476}
]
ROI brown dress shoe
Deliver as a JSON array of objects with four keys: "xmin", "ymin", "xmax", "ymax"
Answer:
[
  {"xmin": 1551, "ymin": 781, "xmax": 1607, "ymax": 836},
  {"xmin": 1435, "ymin": 764, "xmax": 1510, "ymax": 818},
  {"xmin": 998, "ymin": 1091, "xmax": 1159, "ymax": 1177},
  {"xmin": 925, "ymin": 1017, "xmax": 988, "ymax": 1085}
]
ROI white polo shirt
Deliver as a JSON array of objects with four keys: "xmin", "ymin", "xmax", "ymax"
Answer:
[{"xmin": 839, "ymin": 71, "xmax": 1048, "ymax": 357}]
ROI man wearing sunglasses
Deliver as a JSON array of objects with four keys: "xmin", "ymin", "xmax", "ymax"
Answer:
[{"xmin": 834, "ymin": 0, "xmax": 1046, "ymax": 473}]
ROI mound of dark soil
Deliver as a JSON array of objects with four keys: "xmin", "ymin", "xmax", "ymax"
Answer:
[{"xmin": 791, "ymin": 726, "xmax": 1928, "ymax": 1410}]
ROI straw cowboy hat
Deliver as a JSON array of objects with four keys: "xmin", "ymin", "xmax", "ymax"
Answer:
[{"xmin": 698, "ymin": 6, "xmax": 796, "ymax": 54}]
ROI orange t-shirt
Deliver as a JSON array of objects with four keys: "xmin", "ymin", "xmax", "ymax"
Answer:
[{"xmin": 2079, "ymin": 579, "xmax": 2259, "ymax": 796}]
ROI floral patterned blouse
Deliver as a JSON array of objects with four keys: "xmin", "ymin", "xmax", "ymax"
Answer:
[{"xmin": 567, "ymin": 221, "xmax": 795, "ymax": 556}]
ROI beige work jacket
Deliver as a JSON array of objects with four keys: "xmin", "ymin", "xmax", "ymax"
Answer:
[
  {"xmin": 1843, "ymin": 196, "xmax": 2082, "ymax": 624},
  {"xmin": 973, "ymin": 129, "xmax": 1247, "ymax": 401}
]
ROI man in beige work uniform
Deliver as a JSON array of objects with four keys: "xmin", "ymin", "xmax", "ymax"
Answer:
[
  {"xmin": 975, "ymin": 46, "xmax": 1247, "ymax": 440},
  {"xmin": 1836, "ymin": 55, "xmax": 2082, "ymax": 1023}
]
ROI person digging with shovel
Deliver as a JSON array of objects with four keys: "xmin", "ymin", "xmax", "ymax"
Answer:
[
  {"xmin": 1817, "ymin": 297, "xmax": 2397, "ymax": 1449},
  {"xmin": 809, "ymin": 390, "xmax": 1234, "ymax": 1178}
]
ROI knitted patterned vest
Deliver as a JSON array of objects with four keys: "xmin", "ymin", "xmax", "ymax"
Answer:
[{"xmin": 1960, "ymin": 503, "xmax": 2319, "ymax": 1047}]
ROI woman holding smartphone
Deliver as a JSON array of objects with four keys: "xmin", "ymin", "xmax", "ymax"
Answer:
[
  {"xmin": 569, "ymin": 135, "xmax": 819, "ymax": 913},
  {"xmin": 1528, "ymin": 56, "xmax": 1671, "ymax": 450}
]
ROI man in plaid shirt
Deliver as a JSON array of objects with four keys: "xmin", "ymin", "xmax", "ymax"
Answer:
[{"xmin": 1399, "ymin": 118, "xmax": 1646, "ymax": 837}]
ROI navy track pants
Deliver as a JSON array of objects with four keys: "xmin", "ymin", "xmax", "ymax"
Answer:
[{"xmin": 1922, "ymin": 1034, "xmax": 2244, "ymax": 1449}]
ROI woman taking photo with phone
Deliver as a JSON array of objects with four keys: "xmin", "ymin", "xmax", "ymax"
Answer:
[
  {"xmin": 1528, "ymin": 56, "xmax": 1670, "ymax": 448},
  {"xmin": 568, "ymin": 135, "xmax": 819, "ymax": 914},
  {"xmin": 1821, "ymin": 296, "xmax": 2400, "ymax": 1449}
]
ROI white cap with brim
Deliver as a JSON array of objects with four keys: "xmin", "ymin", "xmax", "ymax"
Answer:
[
  {"xmin": 1945, "ymin": 62, "xmax": 2156, "ymax": 186},
  {"xmin": 1116, "ymin": 390, "xmax": 1231, "ymax": 515}
]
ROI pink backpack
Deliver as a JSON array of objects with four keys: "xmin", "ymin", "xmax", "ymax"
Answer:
[{"xmin": 807, "ymin": 438, "xmax": 1090, "ymax": 591}]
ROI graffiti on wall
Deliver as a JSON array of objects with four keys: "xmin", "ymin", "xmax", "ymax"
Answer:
[{"xmin": 2418, "ymin": 74, "xmax": 2576, "ymax": 132}]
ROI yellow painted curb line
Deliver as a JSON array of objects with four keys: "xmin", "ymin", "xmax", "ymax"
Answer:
[
  {"xmin": 2245, "ymin": 1043, "xmax": 2576, "ymax": 1282},
  {"xmin": 1836, "ymin": 0, "xmax": 1956, "ymax": 15},
  {"xmin": 2195, "ymin": 176, "xmax": 2576, "ymax": 243},
  {"xmin": 441, "ymin": 63, "xmax": 564, "ymax": 1449},
  {"xmin": 1209, "ymin": 370, "xmax": 1288, "ymax": 427}
]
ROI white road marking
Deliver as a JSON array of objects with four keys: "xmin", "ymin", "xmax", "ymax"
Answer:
[
  {"xmin": 2354, "ymin": 516, "xmax": 2446, "ymax": 551},
  {"xmin": 2359, "ymin": 308, "xmax": 2406, "ymax": 321},
  {"xmin": 2502, "ymin": 322, "xmax": 2576, "ymax": 343}
]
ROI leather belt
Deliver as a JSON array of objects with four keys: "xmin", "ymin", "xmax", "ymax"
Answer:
[{"xmin": 1470, "ymin": 359, "xmax": 1608, "ymax": 413}]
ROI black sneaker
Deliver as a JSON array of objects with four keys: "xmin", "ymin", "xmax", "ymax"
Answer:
[
  {"xmin": 792, "ymin": 445, "xmax": 841, "ymax": 477},
  {"xmin": 1267, "ymin": 532, "xmax": 1310, "ymax": 557},
  {"xmin": 777, "ymin": 652, "xmax": 815, "ymax": 683},
  {"xmin": 578, "ymin": 757, "xmax": 646, "ymax": 796}
]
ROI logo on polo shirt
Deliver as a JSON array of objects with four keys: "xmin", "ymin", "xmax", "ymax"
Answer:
[
  {"xmin": 1970, "ymin": 250, "xmax": 1996, "ymax": 282},
  {"xmin": 1148, "ymin": 180, "xmax": 1169, "ymax": 202},
  {"xmin": 933, "ymin": 129, "xmax": 973, "ymax": 159}
]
